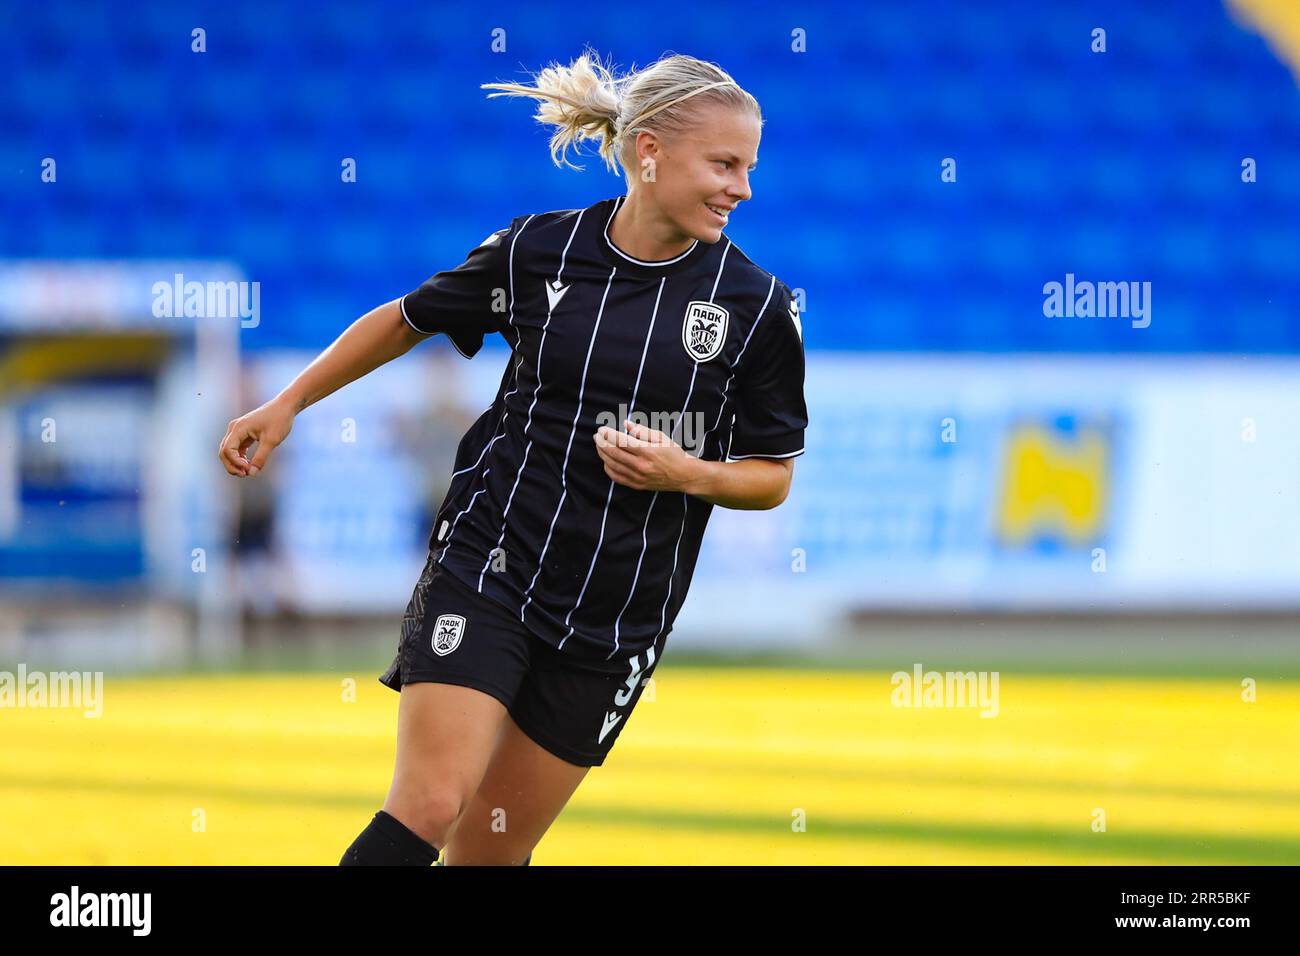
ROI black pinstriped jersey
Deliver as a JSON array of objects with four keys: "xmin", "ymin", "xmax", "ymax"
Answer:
[{"xmin": 401, "ymin": 194, "xmax": 807, "ymax": 661}]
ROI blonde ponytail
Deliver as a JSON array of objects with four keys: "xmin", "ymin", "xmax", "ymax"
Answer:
[{"xmin": 482, "ymin": 47, "xmax": 761, "ymax": 181}]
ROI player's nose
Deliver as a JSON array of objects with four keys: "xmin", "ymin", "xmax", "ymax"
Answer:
[{"xmin": 728, "ymin": 170, "xmax": 751, "ymax": 203}]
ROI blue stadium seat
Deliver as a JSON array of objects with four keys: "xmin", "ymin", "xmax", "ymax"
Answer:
[{"xmin": 2, "ymin": 0, "xmax": 1297, "ymax": 352}]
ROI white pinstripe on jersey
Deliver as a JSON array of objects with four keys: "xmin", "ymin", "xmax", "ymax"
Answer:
[
  {"xmin": 521, "ymin": 266, "xmax": 619, "ymax": 624},
  {"xmin": 478, "ymin": 210, "xmax": 587, "ymax": 592},
  {"xmin": 615, "ymin": 239, "xmax": 735, "ymax": 657},
  {"xmin": 562, "ymin": 276, "xmax": 668, "ymax": 650},
  {"xmin": 435, "ymin": 214, "xmax": 535, "ymax": 561}
]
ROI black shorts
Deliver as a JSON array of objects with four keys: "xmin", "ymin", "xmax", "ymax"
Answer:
[{"xmin": 379, "ymin": 552, "xmax": 666, "ymax": 767}]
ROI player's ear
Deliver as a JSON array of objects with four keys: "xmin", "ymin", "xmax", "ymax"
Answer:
[{"xmin": 637, "ymin": 129, "xmax": 663, "ymax": 165}]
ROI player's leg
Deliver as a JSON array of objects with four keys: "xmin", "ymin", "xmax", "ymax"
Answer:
[
  {"xmin": 439, "ymin": 711, "xmax": 591, "ymax": 865},
  {"xmin": 340, "ymin": 681, "xmax": 509, "ymax": 865},
  {"xmin": 441, "ymin": 634, "xmax": 665, "ymax": 865},
  {"xmin": 383, "ymin": 681, "xmax": 512, "ymax": 844},
  {"xmin": 342, "ymin": 553, "xmax": 533, "ymax": 865}
]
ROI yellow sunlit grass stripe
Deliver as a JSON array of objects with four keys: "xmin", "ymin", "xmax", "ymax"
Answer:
[{"xmin": 1, "ymin": 670, "xmax": 1295, "ymax": 864}]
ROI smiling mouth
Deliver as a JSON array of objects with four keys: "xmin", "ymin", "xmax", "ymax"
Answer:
[{"xmin": 705, "ymin": 203, "xmax": 730, "ymax": 224}]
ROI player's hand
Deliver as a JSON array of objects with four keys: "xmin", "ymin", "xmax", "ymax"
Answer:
[
  {"xmin": 218, "ymin": 397, "xmax": 296, "ymax": 477},
  {"xmin": 593, "ymin": 419, "xmax": 699, "ymax": 493}
]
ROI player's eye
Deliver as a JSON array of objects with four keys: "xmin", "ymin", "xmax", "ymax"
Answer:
[{"xmin": 714, "ymin": 160, "xmax": 731, "ymax": 169}]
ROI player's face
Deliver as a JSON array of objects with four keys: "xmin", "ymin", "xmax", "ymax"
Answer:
[{"xmin": 656, "ymin": 103, "xmax": 760, "ymax": 242}]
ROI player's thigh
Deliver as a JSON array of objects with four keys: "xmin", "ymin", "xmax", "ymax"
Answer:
[
  {"xmin": 378, "ymin": 556, "xmax": 534, "ymax": 846},
  {"xmin": 383, "ymin": 681, "xmax": 511, "ymax": 846},
  {"xmin": 441, "ymin": 711, "xmax": 591, "ymax": 865}
]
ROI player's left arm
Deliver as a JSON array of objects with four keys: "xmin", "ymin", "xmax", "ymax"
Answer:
[
  {"xmin": 594, "ymin": 422, "xmax": 793, "ymax": 510},
  {"xmin": 683, "ymin": 452, "xmax": 794, "ymax": 510}
]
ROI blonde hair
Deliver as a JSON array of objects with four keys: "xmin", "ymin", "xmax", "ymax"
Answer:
[{"xmin": 481, "ymin": 48, "xmax": 762, "ymax": 182}]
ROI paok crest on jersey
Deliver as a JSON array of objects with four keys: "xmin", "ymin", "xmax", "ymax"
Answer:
[{"xmin": 682, "ymin": 300, "xmax": 729, "ymax": 362}]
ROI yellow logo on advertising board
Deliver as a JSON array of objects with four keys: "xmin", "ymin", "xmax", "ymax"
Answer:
[{"xmin": 996, "ymin": 422, "xmax": 1107, "ymax": 547}]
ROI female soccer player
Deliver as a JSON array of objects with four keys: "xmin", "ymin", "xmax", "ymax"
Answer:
[{"xmin": 218, "ymin": 49, "xmax": 806, "ymax": 866}]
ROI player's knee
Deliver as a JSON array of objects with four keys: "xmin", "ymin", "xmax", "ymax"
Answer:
[{"xmin": 384, "ymin": 786, "xmax": 466, "ymax": 847}]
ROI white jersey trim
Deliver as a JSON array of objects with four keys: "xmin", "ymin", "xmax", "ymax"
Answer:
[
  {"xmin": 401, "ymin": 294, "xmax": 476, "ymax": 359},
  {"xmin": 726, "ymin": 447, "xmax": 805, "ymax": 461},
  {"xmin": 602, "ymin": 195, "xmax": 699, "ymax": 267}
]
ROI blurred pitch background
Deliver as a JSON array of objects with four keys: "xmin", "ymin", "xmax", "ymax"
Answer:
[{"xmin": 1, "ymin": 0, "xmax": 1298, "ymax": 864}]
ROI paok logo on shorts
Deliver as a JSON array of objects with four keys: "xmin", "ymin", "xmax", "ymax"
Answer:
[
  {"xmin": 432, "ymin": 614, "xmax": 466, "ymax": 656},
  {"xmin": 681, "ymin": 300, "xmax": 729, "ymax": 362}
]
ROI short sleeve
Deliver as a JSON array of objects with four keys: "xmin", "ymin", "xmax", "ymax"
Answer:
[
  {"xmin": 400, "ymin": 217, "xmax": 520, "ymax": 358},
  {"xmin": 726, "ymin": 280, "xmax": 807, "ymax": 461}
]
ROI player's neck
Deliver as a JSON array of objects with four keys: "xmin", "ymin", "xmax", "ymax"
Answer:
[{"xmin": 608, "ymin": 194, "xmax": 696, "ymax": 263}]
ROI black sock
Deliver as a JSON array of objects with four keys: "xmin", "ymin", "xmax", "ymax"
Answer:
[{"xmin": 339, "ymin": 811, "xmax": 439, "ymax": 866}]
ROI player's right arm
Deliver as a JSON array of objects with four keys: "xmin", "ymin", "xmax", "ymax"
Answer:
[
  {"xmin": 219, "ymin": 215, "xmax": 517, "ymax": 478},
  {"xmin": 218, "ymin": 298, "xmax": 422, "ymax": 477}
]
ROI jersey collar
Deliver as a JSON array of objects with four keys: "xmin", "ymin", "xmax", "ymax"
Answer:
[{"xmin": 596, "ymin": 195, "xmax": 714, "ymax": 278}]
